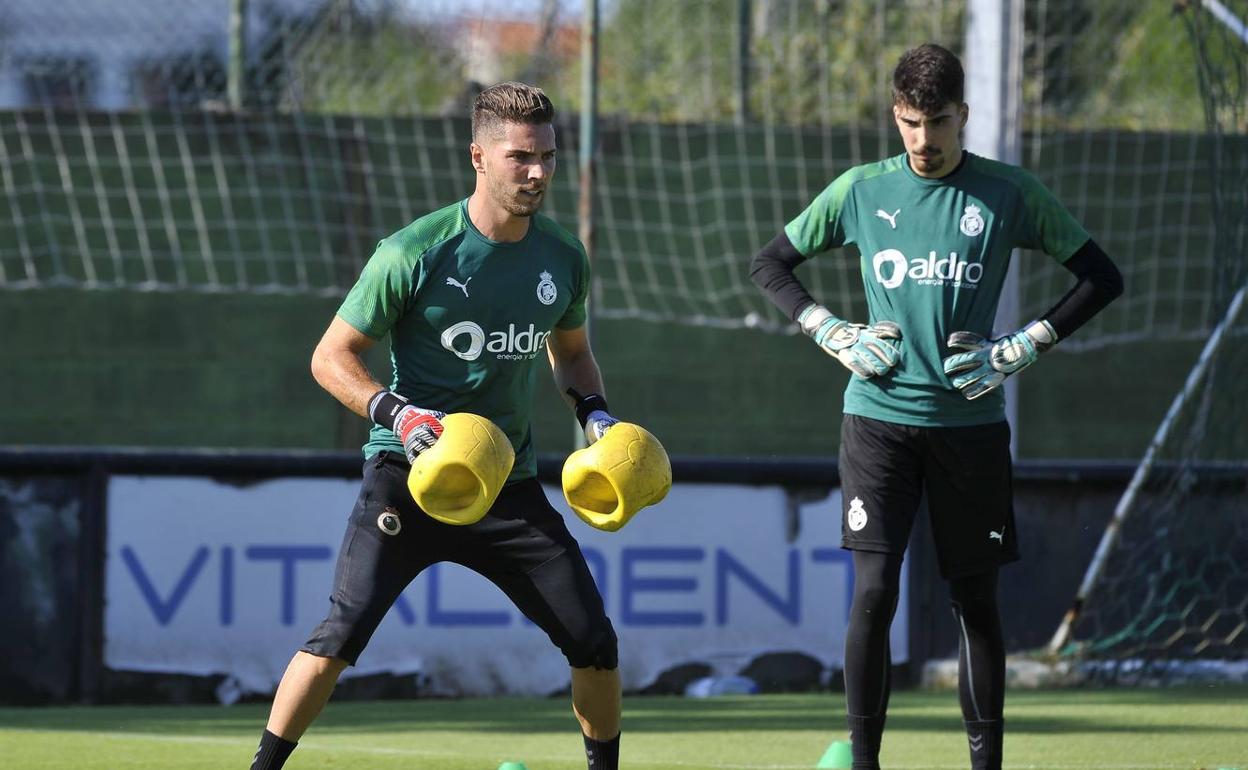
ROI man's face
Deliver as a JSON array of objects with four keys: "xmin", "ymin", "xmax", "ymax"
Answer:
[
  {"xmin": 471, "ymin": 121, "xmax": 557, "ymax": 217},
  {"xmin": 893, "ymin": 100, "xmax": 968, "ymax": 178}
]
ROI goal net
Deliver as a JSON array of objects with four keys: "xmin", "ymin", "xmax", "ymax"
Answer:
[
  {"xmin": 0, "ymin": 2, "xmax": 1242, "ymax": 448},
  {"xmin": 0, "ymin": 0, "xmax": 1222, "ymax": 348},
  {"xmin": 1046, "ymin": 0, "xmax": 1248, "ymax": 680}
]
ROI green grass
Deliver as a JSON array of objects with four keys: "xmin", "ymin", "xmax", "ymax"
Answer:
[{"xmin": 1, "ymin": 687, "xmax": 1245, "ymax": 769}]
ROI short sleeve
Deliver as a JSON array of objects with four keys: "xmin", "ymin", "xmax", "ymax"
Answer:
[
  {"xmin": 556, "ymin": 246, "xmax": 589, "ymax": 330},
  {"xmin": 784, "ymin": 169, "xmax": 859, "ymax": 257},
  {"xmin": 1016, "ymin": 171, "xmax": 1091, "ymax": 262},
  {"xmin": 336, "ymin": 238, "xmax": 422, "ymax": 339}
]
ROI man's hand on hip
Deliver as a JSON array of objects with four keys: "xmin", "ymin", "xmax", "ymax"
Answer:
[
  {"xmin": 942, "ymin": 320, "xmax": 1058, "ymax": 400},
  {"xmin": 799, "ymin": 304, "xmax": 903, "ymax": 379}
]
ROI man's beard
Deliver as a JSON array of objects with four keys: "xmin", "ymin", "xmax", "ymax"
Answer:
[
  {"xmin": 913, "ymin": 150, "xmax": 942, "ymax": 171},
  {"xmin": 494, "ymin": 181, "xmax": 544, "ymax": 217}
]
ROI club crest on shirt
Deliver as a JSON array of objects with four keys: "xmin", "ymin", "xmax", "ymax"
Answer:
[
  {"xmin": 536, "ymin": 270, "xmax": 557, "ymax": 305},
  {"xmin": 959, "ymin": 204, "xmax": 985, "ymax": 237}
]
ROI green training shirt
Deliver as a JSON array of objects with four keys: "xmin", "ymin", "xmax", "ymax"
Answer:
[
  {"xmin": 337, "ymin": 199, "xmax": 589, "ymax": 481},
  {"xmin": 785, "ymin": 152, "xmax": 1090, "ymax": 427}
]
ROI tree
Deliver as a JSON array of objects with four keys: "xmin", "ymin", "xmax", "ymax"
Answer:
[{"xmin": 262, "ymin": 0, "xmax": 465, "ymax": 115}]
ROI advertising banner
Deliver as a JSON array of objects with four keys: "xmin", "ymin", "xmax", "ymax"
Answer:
[{"xmin": 105, "ymin": 476, "xmax": 906, "ymax": 695}]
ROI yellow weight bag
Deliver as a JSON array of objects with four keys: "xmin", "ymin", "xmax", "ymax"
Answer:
[
  {"xmin": 407, "ymin": 413, "xmax": 514, "ymax": 526},
  {"xmin": 561, "ymin": 423, "xmax": 671, "ymax": 531}
]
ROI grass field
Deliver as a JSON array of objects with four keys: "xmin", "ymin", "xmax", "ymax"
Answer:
[{"xmin": 1, "ymin": 687, "xmax": 1244, "ymax": 770}]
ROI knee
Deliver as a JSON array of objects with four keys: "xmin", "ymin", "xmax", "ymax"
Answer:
[
  {"xmin": 301, "ymin": 650, "xmax": 348, "ymax": 670},
  {"xmin": 949, "ymin": 572, "xmax": 999, "ymax": 612},
  {"xmin": 853, "ymin": 582, "xmax": 900, "ymax": 617},
  {"xmin": 563, "ymin": 622, "xmax": 618, "ymax": 670},
  {"xmin": 291, "ymin": 650, "xmax": 350, "ymax": 681},
  {"xmin": 324, "ymin": 655, "xmax": 350, "ymax": 676}
]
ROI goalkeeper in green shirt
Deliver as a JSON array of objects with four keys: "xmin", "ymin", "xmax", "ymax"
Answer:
[
  {"xmin": 751, "ymin": 44, "xmax": 1122, "ymax": 770},
  {"xmin": 249, "ymin": 82, "xmax": 623, "ymax": 770}
]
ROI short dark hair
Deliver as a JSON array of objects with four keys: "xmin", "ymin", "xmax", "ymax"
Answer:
[
  {"xmin": 471, "ymin": 82, "xmax": 555, "ymax": 142},
  {"xmin": 892, "ymin": 43, "xmax": 964, "ymax": 114}
]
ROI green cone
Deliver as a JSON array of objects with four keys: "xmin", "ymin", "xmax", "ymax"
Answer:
[
  {"xmin": 497, "ymin": 763, "xmax": 529, "ymax": 770},
  {"xmin": 816, "ymin": 739, "xmax": 853, "ymax": 769}
]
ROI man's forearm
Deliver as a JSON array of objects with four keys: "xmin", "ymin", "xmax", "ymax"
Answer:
[
  {"xmin": 310, "ymin": 346, "xmax": 387, "ymax": 419},
  {"xmin": 749, "ymin": 232, "xmax": 816, "ymax": 321},
  {"xmin": 553, "ymin": 348, "xmax": 606, "ymax": 409},
  {"xmin": 1039, "ymin": 239, "xmax": 1124, "ymax": 339}
]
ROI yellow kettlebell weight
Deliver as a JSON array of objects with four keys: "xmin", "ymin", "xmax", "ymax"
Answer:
[
  {"xmin": 562, "ymin": 422, "xmax": 671, "ymax": 531},
  {"xmin": 407, "ymin": 413, "xmax": 514, "ymax": 526}
]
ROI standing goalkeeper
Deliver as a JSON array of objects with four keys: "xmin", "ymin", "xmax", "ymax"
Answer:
[
  {"xmin": 249, "ymin": 82, "xmax": 623, "ymax": 770},
  {"xmin": 750, "ymin": 44, "xmax": 1122, "ymax": 770}
]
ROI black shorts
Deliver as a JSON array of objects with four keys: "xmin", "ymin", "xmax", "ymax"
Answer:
[
  {"xmin": 838, "ymin": 414, "xmax": 1020, "ymax": 579},
  {"xmin": 302, "ymin": 451, "xmax": 617, "ymax": 669}
]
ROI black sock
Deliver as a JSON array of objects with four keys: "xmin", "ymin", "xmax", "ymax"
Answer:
[
  {"xmin": 847, "ymin": 713, "xmax": 885, "ymax": 770},
  {"xmin": 583, "ymin": 732, "xmax": 620, "ymax": 770},
  {"xmin": 965, "ymin": 719, "xmax": 1003, "ymax": 770},
  {"xmin": 250, "ymin": 729, "xmax": 297, "ymax": 770}
]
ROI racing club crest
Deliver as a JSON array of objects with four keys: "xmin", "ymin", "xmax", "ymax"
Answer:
[
  {"xmin": 536, "ymin": 270, "xmax": 557, "ymax": 305},
  {"xmin": 959, "ymin": 204, "xmax": 985, "ymax": 237}
]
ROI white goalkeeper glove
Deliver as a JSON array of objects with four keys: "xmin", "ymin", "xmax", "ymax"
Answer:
[
  {"xmin": 368, "ymin": 390, "xmax": 447, "ymax": 463},
  {"xmin": 568, "ymin": 388, "xmax": 619, "ymax": 445},
  {"xmin": 798, "ymin": 304, "xmax": 902, "ymax": 378},
  {"xmin": 942, "ymin": 320, "xmax": 1058, "ymax": 400}
]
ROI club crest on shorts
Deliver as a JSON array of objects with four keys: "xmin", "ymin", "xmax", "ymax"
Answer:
[
  {"xmin": 847, "ymin": 496, "xmax": 869, "ymax": 532},
  {"xmin": 536, "ymin": 270, "xmax": 557, "ymax": 305},
  {"xmin": 959, "ymin": 204, "xmax": 985, "ymax": 237},
  {"xmin": 377, "ymin": 507, "xmax": 402, "ymax": 536}
]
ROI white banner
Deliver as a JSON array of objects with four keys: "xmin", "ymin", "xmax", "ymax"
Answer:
[{"xmin": 105, "ymin": 475, "xmax": 906, "ymax": 696}]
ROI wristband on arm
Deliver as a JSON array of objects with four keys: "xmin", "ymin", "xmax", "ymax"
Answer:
[
  {"xmin": 567, "ymin": 387, "xmax": 611, "ymax": 428},
  {"xmin": 368, "ymin": 390, "xmax": 410, "ymax": 431},
  {"xmin": 368, "ymin": 389, "xmax": 445, "ymax": 462},
  {"xmin": 567, "ymin": 387, "xmax": 618, "ymax": 445}
]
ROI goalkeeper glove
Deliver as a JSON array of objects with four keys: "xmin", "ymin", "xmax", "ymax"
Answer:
[
  {"xmin": 567, "ymin": 387, "xmax": 619, "ymax": 445},
  {"xmin": 798, "ymin": 304, "xmax": 902, "ymax": 378},
  {"xmin": 942, "ymin": 319, "xmax": 1058, "ymax": 400},
  {"xmin": 368, "ymin": 390, "xmax": 447, "ymax": 463}
]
